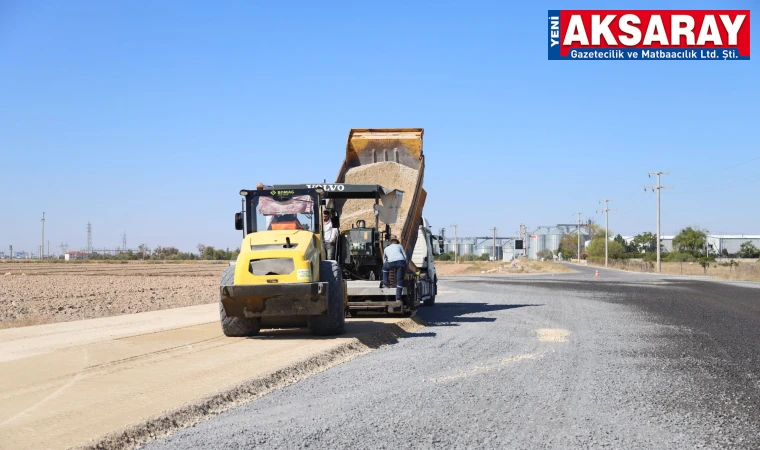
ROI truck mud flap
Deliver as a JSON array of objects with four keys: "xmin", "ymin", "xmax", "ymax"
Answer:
[{"xmin": 221, "ymin": 282, "xmax": 329, "ymax": 318}]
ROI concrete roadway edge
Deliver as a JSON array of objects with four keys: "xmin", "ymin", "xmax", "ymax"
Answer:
[{"xmin": 73, "ymin": 316, "xmax": 426, "ymax": 450}]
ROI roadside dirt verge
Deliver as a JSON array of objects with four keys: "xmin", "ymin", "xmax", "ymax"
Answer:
[
  {"xmin": 585, "ymin": 259, "xmax": 760, "ymax": 282},
  {"xmin": 74, "ymin": 316, "xmax": 425, "ymax": 450},
  {"xmin": 436, "ymin": 260, "xmax": 571, "ymax": 277},
  {"xmin": 0, "ymin": 306, "xmax": 425, "ymax": 450}
]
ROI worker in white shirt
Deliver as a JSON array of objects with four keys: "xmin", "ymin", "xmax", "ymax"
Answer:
[
  {"xmin": 382, "ymin": 238, "xmax": 407, "ymax": 301},
  {"xmin": 322, "ymin": 210, "xmax": 338, "ymax": 260}
]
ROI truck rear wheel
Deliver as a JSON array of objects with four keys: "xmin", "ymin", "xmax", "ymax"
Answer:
[
  {"xmin": 423, "ymin": 275, "xmax": 436, "ymax": 306},
  {"xmin": 219, "ymin": 266, "xmax": 261, "ymax": 337},
  {"xmin": 308, "ymin": 261, "xmax": 346, "ymax": 336}
]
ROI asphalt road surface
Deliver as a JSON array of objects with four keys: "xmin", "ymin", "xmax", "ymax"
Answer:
[{"xmin": 144, "ymin": 265, "xmax": 760, "ymax": 450}]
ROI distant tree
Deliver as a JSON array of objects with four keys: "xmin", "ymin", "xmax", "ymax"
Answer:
[
  {"xmin": 536, "ymin": 249, "xmax": 553, "ymax": 260},
  {"xmin": 608, "ymin": 240, "xmax": 626, "ymax": 259},
  {"xmin": 719, "ymin": 259, "xmax": 739, "ymax": 274},
  {"xmin": 197, "ymin": 244, "xmax": 206, "ymax": 257},
  {"xmin": 631, "ymin": 232, "xmax": 657, "ymax": 253},
  {"xmin": 557, "ymin": 233, "xmax": 583, "ymax": 259},
  {"xmin": 586, "ymin": 224, "xmax": 607, "ymax": 241},
  {"xmin": 200, "ymin": 246, "xmax": 240, "ymax": 261},
  {"xmin": 478, "ymin": 253, "xmax": 491, "ymax": 261},
  {"xmin": 721, "ymin": 248, "xmax": 729, "ymax": 257},
  {"xmin": 698, "ymin": 256, "xmax": 716, "ymax": 274},
  {"xmin": 738, "ymin": 241, "xmax": 760, "ymax": 258},
  {"xmin": 586, "ymin": 238, "xmax": 625, "ymax": 259},
  {"xmin": 138, "ymin": 244, "xmax": 149, "ymax": 260},
  {"xmin": 437, "ymin": 252, "xmax": 454, "ymax": 261},
  {"xmin": 672, "ymin": 227, "xmax": 708, "ymax": 256},
  {"xmin": 663, "ymin": 251, "xmax": 696, "ymax": 262}
]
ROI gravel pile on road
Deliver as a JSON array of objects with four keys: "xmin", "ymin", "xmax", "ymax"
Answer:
[
  {"xmin": 0, "ymin": 274, "xmax": 218, "ymax": 328},
  {"xmin": 338, "ymin": 162, "xmax": 418, "ymax": 236}
]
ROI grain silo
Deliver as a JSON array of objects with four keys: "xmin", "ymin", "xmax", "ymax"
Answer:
[
  {"xmin": 529, "ymin": 226, "xmax": 565, "ymax": 259},
  {"xmin": 475, "ymin": 239, "xmax": 502, "ymax": 261}
]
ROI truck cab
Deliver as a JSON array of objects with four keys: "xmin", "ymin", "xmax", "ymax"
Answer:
[{"xmin": 412, "ymin": 217, "xmax": 444, "ymax": 306}]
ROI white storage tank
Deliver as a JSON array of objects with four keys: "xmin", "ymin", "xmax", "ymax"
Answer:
[{"xmin": 476, "ymin": 239, "xmax": 502, "ymax": 260}]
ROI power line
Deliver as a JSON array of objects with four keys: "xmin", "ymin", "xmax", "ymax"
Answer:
[
  {"xmin": 693, "ymin": 155, "xmax": 760, "ymax": 176},
  {"xmin": 672, "ymin": 172, "xmax": 760, "ymax": 195}
]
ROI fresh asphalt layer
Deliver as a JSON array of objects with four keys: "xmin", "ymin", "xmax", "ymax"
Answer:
[{"xmin": 143, "ymin": 265, "xmax": 760, "ymax": 450}]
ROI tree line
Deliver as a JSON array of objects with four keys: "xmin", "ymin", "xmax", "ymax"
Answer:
[
  {"xmin": 75, "ymin": 244, "xmax": 240, "ymax": 261},
  {"xmin": 436, "ymin": 252, "xmax": 492, "ymax": 262},
  {"xmin": 556, "ymin": 225, "xmax": 760, "ymax": 262}
]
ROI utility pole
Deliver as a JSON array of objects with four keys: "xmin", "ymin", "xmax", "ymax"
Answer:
[
  {"xmin": 492, "ymin": 227, "xmax": 497, "ymax": 262},
  {"xmin": 47, "ymin": 240, "xmax": 50, "ymax": 259},
  {"xmin": 9, "ymin": 245, "xmax": 12, "ymax": 261},
  {"xmin": 86, "ymin": 222, "xmax": 93, "ymax": 254},
  {"xmin": 598, "ymin": 200, "xmax": 615, "ymax": 267},
  {"xmin": 451, "ymin": 224, "xmax": 458, "ymax": 264},
  {"xmin": 574, "ymin": 213, "xmax": 583, "ymax": 263},
  {"xmin": 40, "ymin": 212, "xmax": 45, "ymax": 260},
  {"xmin": 645, "ymin": 172, "xmax": 673, "ymax": 273}
]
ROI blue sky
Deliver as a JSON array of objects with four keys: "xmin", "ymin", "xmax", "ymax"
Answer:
[{"xmin": 1, "ymin": 0, "xmax": 757, "ymax": 254}]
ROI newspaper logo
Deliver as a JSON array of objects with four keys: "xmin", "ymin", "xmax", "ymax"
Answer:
[{"xmin": 548, "ymin": 10, "xmax": 750, "ymax": 60}]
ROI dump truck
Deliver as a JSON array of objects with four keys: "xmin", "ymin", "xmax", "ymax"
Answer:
[
  {"xmin": 328, "ymin": 128, "xmax": 442, "ymax": 314},
  {"xmin": 218, "ymin": 128, "xmax": 440, "ymax": 337}
]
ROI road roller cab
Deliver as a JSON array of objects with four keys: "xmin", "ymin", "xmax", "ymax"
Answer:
[{"xmin": 219, "ymin": 187, "xmax": 347, "ymax": 337}]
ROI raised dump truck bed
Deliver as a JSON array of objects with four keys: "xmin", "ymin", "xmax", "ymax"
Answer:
[
  {"xmin": 330, "ymin": 128, "xmax": 434, "ymax": 314},
  {"xmin": 334, "ymin": 128, "xmax": 426, "ymax": 261}
]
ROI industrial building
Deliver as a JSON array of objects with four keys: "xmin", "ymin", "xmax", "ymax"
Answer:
[
  {"xmin": 707, "ymin": 235, "xmax": 760, "ymax": 256},
  {"xmin": 444, "ymin": 238, "xmax": 506, "ymax": 261},
  {"xmin": 528, "ymin": 226, "xmax": 574, "ymax": 260},
  {"xmin": 64, "ymin": 251, "xmax": 89, "ymax": 261},
  {"xmin": 444, "ymin": 225, "xmax": 587, "ymax": 262},
  {"xmin": 444, "ymin": 229, "xmax": 759, "ymax": 262}
]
